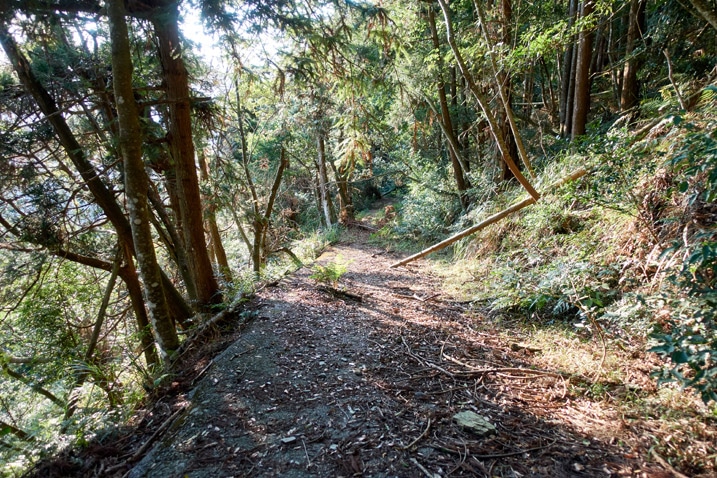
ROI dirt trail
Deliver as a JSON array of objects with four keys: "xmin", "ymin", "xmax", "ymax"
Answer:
[{"xmin": 117, "ymin": 228, "xmax": 669, "ymax": 478}]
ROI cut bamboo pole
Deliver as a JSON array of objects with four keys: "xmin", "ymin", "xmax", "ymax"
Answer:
[{"xmin": 389, "ymin": 168, "xmax": 588, "ymax": 268}]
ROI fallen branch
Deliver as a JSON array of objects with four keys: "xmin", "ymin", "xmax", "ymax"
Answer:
[
  {"xmin": 317, "ymin": 285, "xmax": 363, "ymax": 302},
  {"xmin": 442, "ymin": 352, "xmax": 570, "ymax": 380},
  {"xmin": 651, "ymin": 450, "xmax": 690, "ymax": 478},
  {"xmin": 171, "ymin": 295, "xmax": 251, "ymax": 364},
  {"xmin": 107, "ymin": 404, "xmax": 188, "ymax": 475},
  {"xmin": 401, "ymin": 418, "xmax": 432, "ymax": 450},
  {"xmin": 471, "ymin": 439, "xmax": 557, "ymax": 459},
  {"xmin": 410, "ymin": 457, "xmax": 440, "ymax": 478},
  {"xmin": 401, "ymin": 336, "xmax": 456, "ymax": 377},
  {"xmin": 389, "ymin": 168, "xmax": 588, "ymax": 268},
  {"xmin": 348, "ymin": 220, "xmax": 379, "ymax": 232},
  {"xmin": 393, "ymin": 293, "xmax": 441, "ymax": 302}
]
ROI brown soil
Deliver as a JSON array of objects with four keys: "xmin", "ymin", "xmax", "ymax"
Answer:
[{"xmin": 30, "ymin": 223, "xmax": 714, "ymax": 477}]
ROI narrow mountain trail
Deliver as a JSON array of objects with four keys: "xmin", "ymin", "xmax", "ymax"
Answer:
[{"xmin": 115, "ymin": 229, "xmax": 677, "ymax": 478}]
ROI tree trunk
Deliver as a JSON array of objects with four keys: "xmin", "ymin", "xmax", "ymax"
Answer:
[
  {"xmin": 120, "ymin": 243, "xmax": 160, "ymax": 367},
  {"xmin": 108, "ymin": 0, "xmax": 179, "ymax": 360},
  {"xmin": 197, "ymin": 152, "xmax": 232, "ymax": 283},
  {"xmin": 687, "ymin": 0, "xmax": 717, "ymax": 31},
  {"xmin": 474, "ymin": 0, "xmax": 535, "ymax": 180},
  {"xmin": 65, "ymin": 248, "xmax": 122, "ymax": 421},
  {"xmin": 426, "ymin": 6, "xmax": 471, "ymax": 209},
  {"xmin": 436, "ymin": 0, "xmax": 540, "ymax": 200},
  {"xmin": 560, "ymin": 0, "xmax": 579, "ymax": 137},
  {"xmin": 260, "ymin": 147, "xmax": 289, "ymax": 251},
  {"xmin": 620, "ymin": 0, "xmax": 646, "ymax": 113},
  {"xmin": 571, "ymin": 0, "xmax": 595, "ymax": 139},
  {"xmin": 151, "ymin": 2, "xmax": 221, "ymax": 309},
  {"xmin": 329, "ymin": 160, "xmax": 354, "ymax": 222},
  {"xmin": 146, "ymin": 181, "xmax": 198, "ymax": 302},
  {"xmin": 316, "ymin": 134, "xmax": 336, "ymax": 227},
  {"xmin": 0, "ymin": 22, "xmax": 192, "ymax": 329}
]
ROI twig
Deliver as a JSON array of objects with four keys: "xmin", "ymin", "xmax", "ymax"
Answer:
[
  {"xmin": 663, "ymin": 49, "xmax": 688, "ymax": 111},
  {"xmin": 401, "ymin": 418, "xmax": 432, "ymax": 450},
  {"xmin": 302, "ymin": 438, "xmax": 311, "ymax": 469},
  {"xmin": 108, "ymin": 404, "xmax": 188, "ymax": 475},
  {"xmin": 394, "ymin": 293, "xmax": 441, "ymax": 302},
  {"xmin": 410, "ymin": 457, "xmax": 440, "ymax": 478},
  {"xmin": 442, "ymin": 353, "xmax": 569, "ymax": 379},
  {"xmin": 191, "ymin": 359, "xmax": 214, "ymax": 385},
  {"xmin": 651, "ymin": 450, "xmax": 690, "ymax": 478},
  {"xmin": 471, "ymin": 439, "xmax": 556, "ymax": 459},
  {"xmin": 432, "ymin": 439, "xmax": 556, "ymax": 459},
  {"xmin": 401, "ymin": 336, "xmax": 456, "ymax": 377},
  {"xmin": 568, "ymin": 277, "xmax": 607, "ymax": 380}
]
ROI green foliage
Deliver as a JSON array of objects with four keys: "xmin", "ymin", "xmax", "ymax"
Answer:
[
  {"xmin": 650, "ymin": 112, "xmax": 717, "ymax": 403},
  {"xmin": 392, "ymin": 155, "xmax": 462, "ymax": 242},
  {"xmin": 309, "ymin": 254, "xmax": 351, "ymax": 287}
]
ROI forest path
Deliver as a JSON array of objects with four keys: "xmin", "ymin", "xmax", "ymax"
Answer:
[{"xmin": 124, "ymin": 226, "xmax": 666, "ymax": 478}]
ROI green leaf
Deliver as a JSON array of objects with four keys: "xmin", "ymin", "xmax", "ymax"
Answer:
[{"xmin": 671, "ymin": 350, "xmax": 690, "ymax": 364}]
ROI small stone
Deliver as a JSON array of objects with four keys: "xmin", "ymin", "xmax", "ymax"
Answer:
[
  {"xmin": 453, "ymin": 411, "xmax": 497, "ymax": 437},
  {"xmin": 281, "ymin": 436, "xmax": 297, "ymax": 444}
]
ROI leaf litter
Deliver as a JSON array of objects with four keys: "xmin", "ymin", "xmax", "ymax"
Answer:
[{"xmin": 32, "ymin": 227, "xmax": 715, "ymax": 478}]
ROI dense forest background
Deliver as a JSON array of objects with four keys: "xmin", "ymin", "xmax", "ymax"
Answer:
[{"xmin": 0, "ymin": 0, "xmax": 715, "ymax": 474}]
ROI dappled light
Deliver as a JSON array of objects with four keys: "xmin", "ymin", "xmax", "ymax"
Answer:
[{"xmin": 1, "ymin": 0, "xmax": 716, "ymax": 476}]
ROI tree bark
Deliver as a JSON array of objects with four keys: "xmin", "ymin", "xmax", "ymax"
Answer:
[
  {"xmin": 435, "ymin": 0, "xmax": 540, "ymax": 201},
  {"xmin": 620, "ymin": 0, "xmax": 646, "ymax": 112},
  {"xmin": 560, "ymin": 0, "xmax": 579, "ymax": 137},
  {"xmin": 316, "ymin": 133, "xmax": 337, "ymax": 227},
  {"xmin": 0, "ymin": 22, "xmax": 192, "ymax": 332},
  {"xmin": 108, "ymin": 0, "xmax": 179, "ymax": 360},
  {"xmin": 150, "ymin": 1, "xmax": 221, "ymax": 309},
  {"xmin": 426, "ymin": 6, "xmax": 471, "ymax": 209},
  {"xmin": 687, "ymin": 0, "xmax": 717, "ymax": 31},
  {"xmin": 571, "ymin": 0, "xmax": 595, "ymax": 139}
]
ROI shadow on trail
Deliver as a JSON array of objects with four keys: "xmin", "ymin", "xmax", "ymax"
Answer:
[{"xmin": 123, "ymin": 238, "xmax": 670, "ymax": 478}]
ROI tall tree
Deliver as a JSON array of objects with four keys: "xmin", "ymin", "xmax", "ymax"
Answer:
[
  {"xmin": 150, "ymin": 0, "xmax": 222, "ymax": 309},
  {"xmin": 0, "ymin": 20, "xmax": 193, "ymax": 327},
  {"xmin": 435, "ymin": 0, "xmax": 539, "ymax": 200},
  {"xmin": 108, "ymin": 0, "xmax": 179, "ymax": 360},
  {"xmin": 620, "ymin": 0, "xmax": 646, "ymax": 113},
  {"xmin": 426, "ymin": 5, "xmax": 471, "ymax": 208},
  {"xmin": 560, "ymin": 0, "xmax": 580, "ymax": 137},
  {"xmin": 571, "ymin": 0, "xmax": 595, "ymax": 138}
]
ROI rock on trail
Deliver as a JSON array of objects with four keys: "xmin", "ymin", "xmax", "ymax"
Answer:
[{"xmin": 125, "ymin": 230, "xmax": 656, "ymax": 477}]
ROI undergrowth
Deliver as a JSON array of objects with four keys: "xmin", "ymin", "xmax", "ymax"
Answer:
[{"xmin": 389, "ymin": 96, "xmax": 717, "ymax": 472}]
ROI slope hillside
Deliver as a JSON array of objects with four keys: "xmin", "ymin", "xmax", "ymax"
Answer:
[{"xmin": 28, "ymin": 225, "xmax": 716, "ymax": 477}]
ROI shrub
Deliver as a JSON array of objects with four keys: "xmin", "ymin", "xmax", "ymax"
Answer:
[{"xmin": 649, "ymin": 110, "xmax": 717, "ymax": 403}]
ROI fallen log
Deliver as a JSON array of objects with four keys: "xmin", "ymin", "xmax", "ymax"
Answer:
[{"xmin": 389, "ymin": 168, "xmax": 588, "ymax": 268}]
